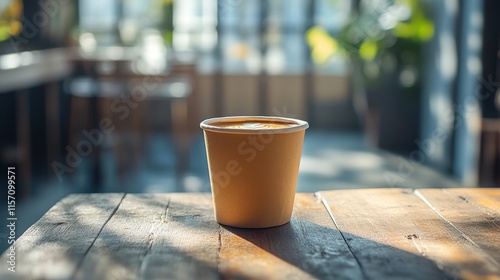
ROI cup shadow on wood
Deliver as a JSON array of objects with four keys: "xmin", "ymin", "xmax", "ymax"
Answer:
[{"xmin": 222, "ymin": 219, "xmax": 453, "ymax": 280}]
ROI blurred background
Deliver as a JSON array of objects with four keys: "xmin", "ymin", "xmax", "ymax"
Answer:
[{"xmin": 0, "ymin": 0, "xmax": 499, "ymax": 248}]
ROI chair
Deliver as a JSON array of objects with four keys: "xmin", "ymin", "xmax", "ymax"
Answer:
[{"xmin": 66, "ymin": 52, "xmax": 199, "ymax": 191}]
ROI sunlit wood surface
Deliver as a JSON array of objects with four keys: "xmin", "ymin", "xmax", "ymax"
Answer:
[{"xmin": 1, "ymin": 188, "xmax": 498, "ymax": 279}]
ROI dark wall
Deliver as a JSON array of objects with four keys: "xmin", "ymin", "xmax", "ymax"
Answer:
[{"xmin": 481, "ymin": 0, "xmax": 500, "ymax": 118}]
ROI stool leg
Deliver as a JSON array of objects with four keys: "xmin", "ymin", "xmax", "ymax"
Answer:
[
  {"xmin": 496, "ymin": 132, "xmax": 500, "ymax": 185},
  {"xmin": 172, "ymin": 99, "xmax": 189, "ymax": 191},
  {"xmin": 46, "ymin": 82, "xmax": 61, "ymax": 180},
  {"xmin": 69, "ymin": 97, "xmax": 91, "ymax": 149},
  {"xmin": 88, "ymin": 95, "xmax": 101, "ymax": 192},
  {"xmin": 17, "ymin": 90, "xmax": 31, "ymax": 198}
]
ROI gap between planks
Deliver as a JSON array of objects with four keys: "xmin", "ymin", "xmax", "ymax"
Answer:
[
  {"xmin": 314, "ymin": 191, "xmax": 368, "ymax": 280},
  {"xmin": 71, "ymin": 193, "xmax": 127, "ymax": 279},
  {"xmin": 413, "ymin": 189, "xmax": 500, "ymax": 269},
  {"xmin": 315, "ymin": 188, "xmax": 500, "ymax": 279},
  {"xmin": 413, "ymin": 190, "xmax": 479, "ymax": 247}
]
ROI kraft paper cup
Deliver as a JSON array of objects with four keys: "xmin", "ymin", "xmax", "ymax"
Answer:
[{"xmin": 200, "ymin": 116, "xmax": 309, "ymax": 228}]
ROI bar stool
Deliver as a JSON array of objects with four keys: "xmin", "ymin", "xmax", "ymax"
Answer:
[
  {"xmin": 127, "ymin": 75, "xmax": 193, "ymax": 190},
  {"xmin": 65, "ymin": 69, "xmax": 134, "ymax": 190}
]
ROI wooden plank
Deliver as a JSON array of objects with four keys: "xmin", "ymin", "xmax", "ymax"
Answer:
[
  {"xmin": 0, "ymin": 193, "xmax": 125, "ymax": 280},
  {"xmin": 219, "ymin": 193, "xmax": 364, "ymax": 280},
  {"xmin": 415, "ymin": 188, "xmax": 500, "ymax": 264},
  {"xmin": 74, "ymin": 193, "xmax": 220, "ymax": 280},
  {"xmin": 318, "ymin": 188, "xmax": 500, "ymax": 280}
]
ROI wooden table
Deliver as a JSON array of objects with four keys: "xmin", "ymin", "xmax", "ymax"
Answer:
[{"xmin": 1, "ymin": 188, "xmax": 499, "ymax": 279}]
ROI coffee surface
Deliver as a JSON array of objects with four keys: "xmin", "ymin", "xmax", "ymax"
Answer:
[{"xmin": 215, "ymin": 121, "xmax": 297, "ymax": 129}]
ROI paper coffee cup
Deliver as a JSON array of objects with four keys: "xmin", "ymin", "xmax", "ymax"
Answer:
[{"xmin": 200, "ymin": 116, "xmax": 308, "ymax": 228}]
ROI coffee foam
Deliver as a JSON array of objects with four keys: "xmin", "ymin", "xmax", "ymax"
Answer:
[
  {"xmin": 217, "ymin": 121, "xmax": 296, "ymax": 129},
  {"xmin": 201, "ymin": 116, "xmax": 309, "ymax": 134}
]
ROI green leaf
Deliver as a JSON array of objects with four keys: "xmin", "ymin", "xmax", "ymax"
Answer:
[
  {"xmin": 0, "ymin": 25, "xmax": 10, "ymax": 41},
  {"xmin": 417, "ymin": 19, "xmax": 434, "ymax": 41},
  {"xmin": 359, "ymin": 40, "xmax": 378, "ymax": 61},
  {"xmin": 306, "ymin": 26, "xmax": 339, "ymax": 64}
]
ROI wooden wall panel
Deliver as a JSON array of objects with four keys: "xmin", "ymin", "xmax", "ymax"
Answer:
[
  {"xmin": 222, "ymin": 75, "xmax": 259, "ymax": 116},
  {"xmin": 197, "ymin": 74, "xmax": 216, "ymax": 120},
  {"xmin": 266, "ymin": 75, "xmax": 306, "ymax": 120},
  {"xmin": 313, "ymin": 75, "xmax": 349, "ymax": 103}
]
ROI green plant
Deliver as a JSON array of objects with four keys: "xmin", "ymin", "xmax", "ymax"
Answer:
[
  {"xmin": 0, "ymin": 0, "xmax": 22, "ymax": 43},
  {"xmin": 307, "ymin": 0, "xmax": 434, "ymax": 89}
]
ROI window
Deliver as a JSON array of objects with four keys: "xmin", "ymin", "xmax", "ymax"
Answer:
[{"xmin": 78, "ymin": 0, "xmax": 353, "ymax": 74}]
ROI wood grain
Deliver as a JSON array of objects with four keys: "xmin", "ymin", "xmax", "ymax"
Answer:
[
  {"xmin": 219, "ymin": 193, "xmax": 364, "ymax": 280},
  {"xmin": 2, "ymin": 189, "xmax": 500, "ymax": 280},
  {"xmin": 0, "ymin": 193, "xmax": 125, "ymax": 280},
  {"xmin": 318, "ymin": 188, "xmax": 500, "ymax": 280},
  {"xmin": 415, "ymin": 188, "xmax": 500, "ymax": 265},
  {"xmin": 74, "ymin": 193, "xmax": 220, "ymax": 280}
]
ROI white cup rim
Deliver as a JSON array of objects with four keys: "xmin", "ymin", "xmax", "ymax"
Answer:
[{"xmin": 200, "ymin": 116, "xmax": 309, "ymax": 134}]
